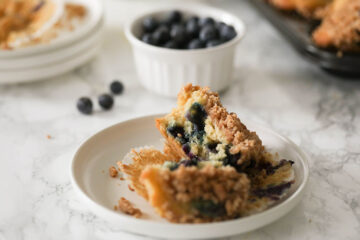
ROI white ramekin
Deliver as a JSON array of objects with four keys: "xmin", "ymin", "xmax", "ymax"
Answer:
[{"xmin": 125, "ymin": 5, "xmax": 246, "ymax": 97}]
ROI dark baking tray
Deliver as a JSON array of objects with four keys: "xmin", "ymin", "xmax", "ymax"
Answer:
[{"xmin": 250, "ymin": 0, "xmax": 360, "ymax": 77}]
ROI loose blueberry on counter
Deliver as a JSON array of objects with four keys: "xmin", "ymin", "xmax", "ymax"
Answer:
[
  {"xmin": 199, "ymin": 17, "xmax": 215, "ymax": 27},
  {"xmin": 141, "ymin": 33, "xmax": 155, "ymax": 45},
  {"xmin": 98, "ymin": 94, "xmax": 114, "ymax": 110},
  {"xmin": 165, "ymin": 10, "xmax": 182, "ymax": 25},
  {"xmin": 199, "ymin": 25, "xmax": 218, "ymax": 42},
  {"xmin": 206, "ymin": 39, "xmax": 223, "ymax": 48},
  {"xmin": 77, "ymin": 97, "xmax": 93, "ymax": 115},
  {"xmin": 163, "ymin": 40, "xmax": 178, "ymax": 49},
  {"xmin": 187, "ymin": 39, "xmax": 204, "ymax": 49},
  {"xmin": 170, "ymin": 24, "xmax": 188, "ymax": 45},
  {"xmin": 142, "ymin": 16, "xmax": 158, "ymax": 33},
  {"xmin": 220, "ymin": 25, "xmax": 237, "ymax": 41},
  {"xmin": 153, "ymin": 26, "xmax": 170, "ymax": 45},
  {"xmin": 110, "ymin": 80, "xmax": 124, "ymax": 95}
]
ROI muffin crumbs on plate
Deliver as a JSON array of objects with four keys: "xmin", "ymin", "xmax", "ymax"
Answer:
[
  {"xmin": 117, "ymin": 197, "xmax": 142, "ymax": 218},
  {"xmin": 109, "ymin": 166, "xmax": 118, "ymax": 178}
]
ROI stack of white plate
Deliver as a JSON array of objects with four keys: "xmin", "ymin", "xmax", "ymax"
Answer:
[{"xmin": 0, "ymin": 0, "xmax": 103, "ymax": 84}]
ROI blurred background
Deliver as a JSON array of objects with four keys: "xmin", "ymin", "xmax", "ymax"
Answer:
[{"xmin": 0, "ymin": 0, "xmax": 359, "ymax": 239}]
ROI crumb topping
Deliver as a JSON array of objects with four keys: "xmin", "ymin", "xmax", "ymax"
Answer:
[
  {"xmin": 312, "ymin": 0, "xmax": 360, "ymax": 51},
  {"xmin": 141, "ymin": 164, "xmax": 250, "ymax": 223}
]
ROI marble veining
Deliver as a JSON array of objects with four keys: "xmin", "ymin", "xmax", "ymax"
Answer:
[{"xmin": 0, "ymin": 0, "xmax": 359, "ymax": 239}]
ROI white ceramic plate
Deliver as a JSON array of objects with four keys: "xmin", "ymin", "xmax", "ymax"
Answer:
[
  {"xmin": 0, "ymin": 42, "xmax": 101, "ymax": 84},
  {"xmin": 0, "ymin": 0, "xmax": 103, "ymax": 58},
  {"xmin": 0, "ymin": 19, "xmax": 103, "ymax": 70},
  {"xmin": 71, "ymin": 114, "xmax": 309, "ymax": 240}
]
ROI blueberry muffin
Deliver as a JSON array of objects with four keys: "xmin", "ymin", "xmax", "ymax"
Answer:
[
  {"xmin": 117, "ymin": 84, "xmax": 295, "ymax": 223},
  {"xmin": 156, "ymin": 84, "xmax": 264, "ymax": 172},
  {"xmin": 312, "ymin": 0, "xmax": 360, "ymax": 52},
  {"xmin": 268, "ymin": 0, "xmax": 331, "ymax": 17}
]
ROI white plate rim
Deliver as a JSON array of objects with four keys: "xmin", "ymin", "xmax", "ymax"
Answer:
[
  {"xmin": 0, "ymin": 42, "xmax": 100, "ymax": 84},
  {"xmin": 70, "ymin": 114, "xmax": 310, "ymax": 239}
]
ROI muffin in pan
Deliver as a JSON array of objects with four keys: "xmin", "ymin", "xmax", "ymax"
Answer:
[{"xmin": 312, "ymin": 0, "xmax": 360, "ymax": 52}]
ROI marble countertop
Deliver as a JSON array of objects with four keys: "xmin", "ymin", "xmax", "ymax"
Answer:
[{"xmin": 1, "ymin": 0, "xmax": 359, "ymax": 239}]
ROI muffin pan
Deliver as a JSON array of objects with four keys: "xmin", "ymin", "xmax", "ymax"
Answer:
[{"xmin": 251, "ymin": 0, "xmax": 360, "ymax": 77}]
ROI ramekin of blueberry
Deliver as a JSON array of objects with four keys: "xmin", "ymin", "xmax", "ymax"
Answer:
[{"xmin": 125, "ymin": 6, "xmax": 245, "ymax": 97}]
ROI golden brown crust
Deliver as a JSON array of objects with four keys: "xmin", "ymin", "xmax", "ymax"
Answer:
[
  {"xmin": 117, "ymin": 148, "xmax": 176, "ymax": 199},
  {"xmin": 312, "ymin": 0, "xmax": 360, "ymax": 52},
  {"xmin": 117, "ymin": 197, "xmax": 142, "ymax": 218},
  {"xmin": 141, "ymin": 165, "xmax": 250, "ymax": 223}
]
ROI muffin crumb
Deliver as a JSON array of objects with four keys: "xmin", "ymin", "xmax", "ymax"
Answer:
[
  {"xmin": 109, "ymin": 166, "xmax": 118, "ymax": 178},
  {"xmin": 118, "ymin": 197, "xmax": 142, "ymax": 218}
]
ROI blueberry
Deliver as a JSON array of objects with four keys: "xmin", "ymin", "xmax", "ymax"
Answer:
[
  {"xmin": 191, "ymin": 200, "xmax": 225, "ymax": 217},
  {"xmin": 182, "ymin": 143, "xmax": 191, "ymax": 154},
  {"xmin": 169, "ymin": 162, "xmax": 180, "ymax": 171},
  {"xmin": 163, "ymin": 40, "xmax": 178, "ymax": 49},
  {"xmin": 170, "ymin": 24, "xmax": 188, "ymax": 45},
  {"xmin": 152, "ymin": 26, "xmax": 170, "ymax": 45},
  {"xmin": 215, "ymin": 21, "xmax": 226, "ymax": 31},
  {"xmin": 222, "ymin": 146, "xmax": 242, "ymax": 168},
  {"xmin": 167, "ymin": 125, "xmax": 185, "ymax": 138},
  {"xmin": 187, "ymin": 39, "xmax": 204, "ymax": 49},
  {"xmin": 110, "ymin": 80, "xmax": 124, "ymax": 95},
  {"xmin": 206, "ymin": 142, "xmax": 218, "ymax": 153},
  {"xmin": 165, "ymin": 10, "xmax": 182, "ymax": 25},
  {"xmin": 199, "ymin": 17, "xmax": 215, "ymax": 27},
  {"xmin": 186, "ymin": 18, "xmax": 200, "ymax": 38},
  {"xmin": 179, "ymin": 159, "xmax": 197, "ymax": 167},
  {"xmin": 188, "ymin": 16, "xmax": 199, "ymax": 23},
  {"xmin": 186, "ymin": 102, "xmax": 207, "ymax": 127},
  {"xmin": 141, "ymin": 33, "xmax": 155, "ymax": 45},
  {"xmin": 98, "ymin": 94, "xmax": 114, "ymax": 110},
  {"xmin": 199, "ymin": 25, "xmax": 218, "ymax": 42},
  {"xmin": 77, "ymin": 97, "xmax": 93, "ymax": 115},
  {"xmin": 142, "ymin": 17, "xmax": 158, "ymax": 33},
  {"xmin": 206, "ymin": 39, "xmax": 223, "ymax": 48},
  {"xmin": 220, "ymin": 25, "xmax": 237, "ymax": 41}
]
